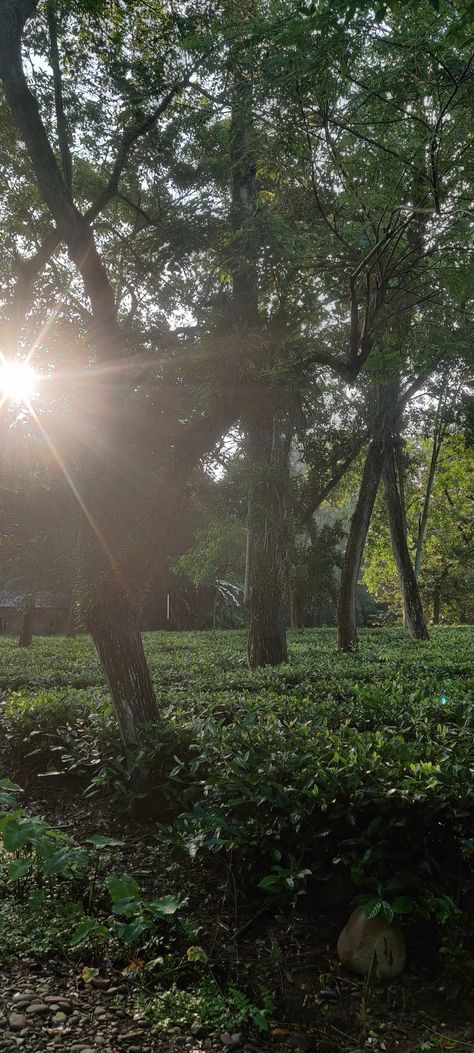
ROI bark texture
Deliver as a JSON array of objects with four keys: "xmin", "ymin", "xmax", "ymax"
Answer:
[
  {"xmin": 414, "ymin": 392, "xmax": 446, "ymax": 579},
  {"xmin": 0, "ymin": 0, "xmax": 158, "ymax": 743},
  {"xmin": 247, "ymin": 414, "xmax": 288, "ymax": 667},
  {"xmin": 18, "ymin": 592, "xmax": 35, "ymax": 648},
  {"xmin": 228, "ymin": 50, "xmax": 288, "ymax": 666},
  {"xmin": 337, "ymin": 428, "xmax": 387, "ymax": 651},
  {"xmin": 87, "ymin": 580, "xmax": 157, "ymax": 745},
  {"xmin": 289, "ymin": 590, "xmax": 304, "ymax": 630},
  {"xmin": 383, "ymin": 443, "xmax": 429, "ymax": 640},
  {"xmin": 433, "ymin": 586, "xmax": 441, "ymax": 624}
]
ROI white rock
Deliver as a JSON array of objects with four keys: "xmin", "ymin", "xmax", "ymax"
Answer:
[{"xmin": 337, "ymin": 905, "xmax": 406, "ymax": 980}]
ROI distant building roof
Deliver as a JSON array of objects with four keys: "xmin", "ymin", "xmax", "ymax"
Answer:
[{"xmin": 0, "ymin": 591, "xmax": 68, "ymax": 609}]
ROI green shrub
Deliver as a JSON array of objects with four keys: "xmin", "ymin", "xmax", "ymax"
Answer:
[{"xmin": 1, "ymin": 627, "xmax": 474, "ymax": 964}]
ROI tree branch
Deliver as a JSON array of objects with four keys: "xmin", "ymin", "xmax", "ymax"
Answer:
[
  {"xmin": 46, "ymin": 1, "xmax": 72, "ymax": 193},
  {"xmin": 86, "ymin": 73, "xmax": 195, "ymax": 223}
]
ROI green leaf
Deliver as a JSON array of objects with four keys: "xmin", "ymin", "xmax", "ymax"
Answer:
[
  {"xmin": 186, "ymin": 945, "xmax": 208, "ymax": 963},
  {"xmin": 2, "ymin": 817, "xmax": 47, "ymax": 852},
  {"xmin": 258, "ymin": 875, "xmax": 281, "ymax": 893},
  {"xmin": 84, "ymin": 834, "xmax": 124, "ymax": 848},
  {"xmin": 380, "ymin": 900, "xmax": 394, "ymax": 923},
  {"xmin": 8, "ymin": 858, "xmax": 33, "ymax": 881},
  {"xmin": 364, "ymin": 898, "xmax": 382, "ymax": 920},
  {"xmin": 70, "ymin": 917, "xmax": 109, "ymax": 948},
  {"xmin": 28, "ymin": 889, "xmax": 45, "ymax": 908},
  {"xmin": 392, "ymin": 896, "xmax": 416, "ymax": 915},
  {"xmin": 116, "ymin": 918, "xmax": 148, "ymax": 945},
  {"xmin": 106, "ymin": 874, "xmax": 140, "ymax": 904},
  {"xmin": 146, "ymin": 895, "xmax": 180, "ymax": 917},
  {"xmin": 250, "ymin": 1007, "xmax": 270, "ymax": 1032},
  {"xmin": 41, "ymin": 845, "xmax": 89, "ymax": 876},
  {"xmin": 111, "ymin": 897, "xmax": 141, "ymax": 917}
]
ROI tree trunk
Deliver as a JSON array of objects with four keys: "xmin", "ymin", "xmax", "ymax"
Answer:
[
  {"xmin": 0, "ymin": 5, "xmax": 160, "ymax": 744},
  {"xmin": 18, "ymin": 592, "xmax": 35, "ymax": 647},
  {"xmin": 86, "ymin": 578, "xmax": 157, "ymax": 746},
  {"xmin": 432, "ymin": 586, "xmax": 441, "ymax": 624},
  {"xmin": 228, "ymin": 50, "xmax": 288, "ymax": 667},
  {"xmin": 0, "ymin": 1, "xmax": 239, "ymax": 743},
  {"xmin": 243, "ymin": 526, "xmax": 251, "ymax": 606},
  {"xmin": 337, "ymin": 429, "xmax": 386, "ymax": 651},
  {"xmin": 414, "ymin": 392, "xmax": 445, "ymax": 579},
  {"xmin": 65, "ymin": 594, "xmax": 78, "ymax": 637},
  {"xmin": 290, "ymin": 589, "xmax": 303, "ymax": 629},
  {"xmin": 383, "ymin": 444, "xmax": 429, "ymax": 640},
  {"xmin": 247, "ymin": 415, "xmax": 288, "ymax": 668}
]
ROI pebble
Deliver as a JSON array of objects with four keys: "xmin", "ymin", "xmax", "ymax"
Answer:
[
  {"xmin": 191, "ymin": 1024, "xmax": 207, "ymax": 1039},
  {"xmin": 51, "ymin": 1012, "xmax": 68, "ymax": 1025},
  {"xmin": 7, "ymin": 1017, "xmax": 27, "ymax": 1033},
  {"xmin": 319, "ymin": 989, "xmax": 338, "ymax": 1001},
  {"xmin": 0, "ymin": 966, "xmax": 225, "ymax": 1053}
]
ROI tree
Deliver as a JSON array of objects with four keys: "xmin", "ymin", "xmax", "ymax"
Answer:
[
  {"xmin": 364, "ymin": 430, "xmax": 474, "ymax": 624},
  {"xmin": 0, "ymin": 0, "xmax": 234, "ymax": 740}
]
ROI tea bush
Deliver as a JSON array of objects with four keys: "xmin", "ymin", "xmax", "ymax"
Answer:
[{"xmin": 1, "ymin": 627, "xmax": 474, "ymax": 950}]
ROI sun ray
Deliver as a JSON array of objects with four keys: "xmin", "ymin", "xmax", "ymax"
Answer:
[
  {"xmin": 27, "ymin": 400, "xmax": 124, "ymax": 585},
  {"xmin": 0, "ymin": 353, "xmax": 38, "ymax": 406}
]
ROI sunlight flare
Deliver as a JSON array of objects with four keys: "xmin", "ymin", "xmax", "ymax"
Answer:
[{"xmin": 0, "ymin": 357, "xmax": 38, "ymax": 406}]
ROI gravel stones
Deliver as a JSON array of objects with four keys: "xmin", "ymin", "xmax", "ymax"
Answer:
[
  {"xmin": 1, "ymin": 968, "xmax": 254, "ymax": 1053},
  {"xmin": 7, "ymin": 1015, "xmax": 27, "ymax": 1032},
  {"xmin": 220, "ymin": 1035, "xmax": 245, "ymax": 1050},
  {"xmin": 51, "ymin": 1012, "xmax": 68, "ymax": 1025},
  {"xmin": 190, "ymin": 1025, "xmax": 206, "ymax": 1039}
]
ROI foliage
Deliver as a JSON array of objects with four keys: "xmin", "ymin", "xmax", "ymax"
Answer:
[
  {"xmin": 2, "ymin": 629, "xmax": 474, "ymax": 955},
  {"xmin": 173, "ymin": 518, "xmax": 246, "ymax": 591},
  {"xmin": 141, "ymin": 978, "xmax": 275, "ymax": 1033},
  {"xmin": 0, "ymin": 896, "xmax": 81, "ymax": 960},
  {"xmin": 364, "ymin": 434, "xmax": 474, "ymax": 622},
  {"xmin": 0, "ymin": 779, "xmax": 181, "ymax": 958}
]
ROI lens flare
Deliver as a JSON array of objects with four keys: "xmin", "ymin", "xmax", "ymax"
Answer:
[{"xmin": 0, "ymin": 358, "xmax": 38, "ymax": 406}]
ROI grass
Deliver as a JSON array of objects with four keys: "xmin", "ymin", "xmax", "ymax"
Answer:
[
  {"xmin": 1, "ymin": 627, "xmax": 474, "ymax": 996},
  {"xmin": 1, "ymin": 625, "xmax": 474, "ymax": 1048},
  {"xmin": 0, "ymin": 623, "xmax": 472, "ymax": 693}
]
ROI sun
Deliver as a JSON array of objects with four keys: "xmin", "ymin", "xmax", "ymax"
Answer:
[{"xmin": 0, "ymin": 358, "xmax": 38, "ymax": 406}]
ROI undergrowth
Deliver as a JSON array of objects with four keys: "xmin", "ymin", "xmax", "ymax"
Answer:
[{"xmin": 1, "ymin": 627, "xmax": 474, "ymax": 997}]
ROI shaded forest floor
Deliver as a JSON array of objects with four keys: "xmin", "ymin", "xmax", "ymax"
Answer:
[{"xmin": 1, "ymin": 628, "xmax": 474, "ymax": 1052}]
